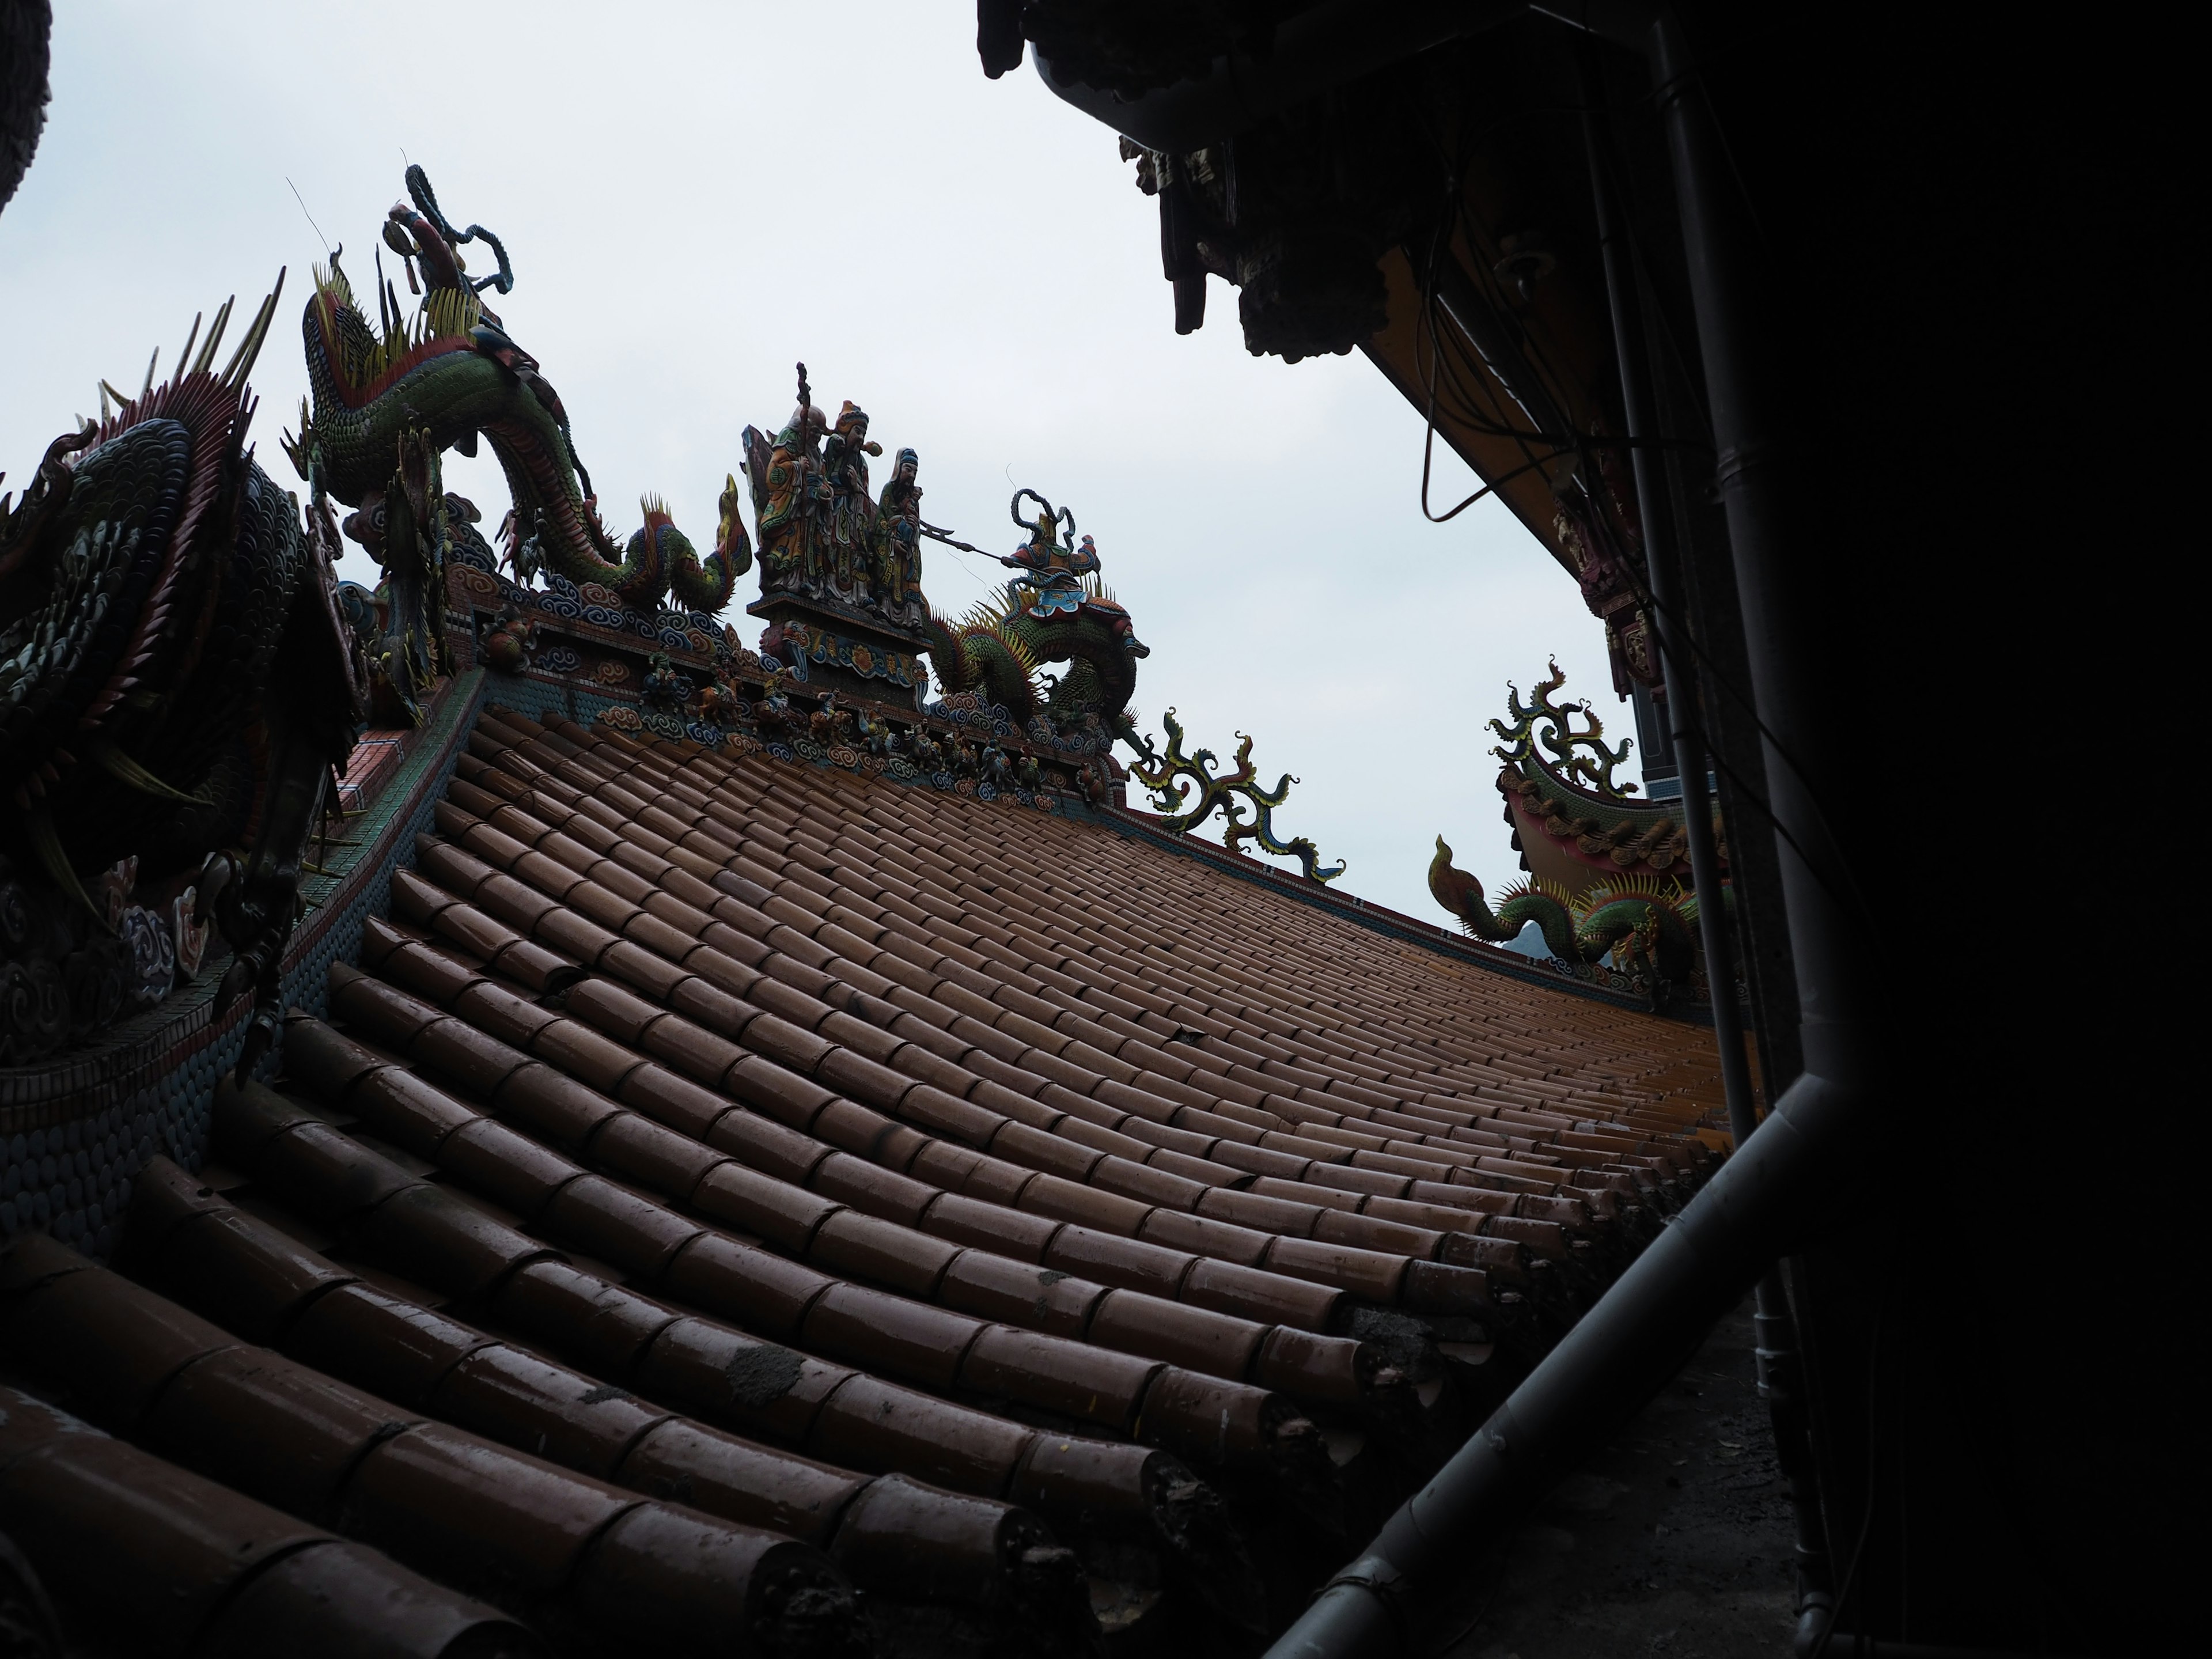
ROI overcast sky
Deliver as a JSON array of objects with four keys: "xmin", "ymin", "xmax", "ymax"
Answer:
[{"xmin": 2, "ymin": 1, "xmax": 1627, "ymax": 923}]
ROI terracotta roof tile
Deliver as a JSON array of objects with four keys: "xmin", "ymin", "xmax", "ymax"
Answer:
[{"xmin": 10, "ymin": 698, "xmax": 1762, "ymax": 1649}]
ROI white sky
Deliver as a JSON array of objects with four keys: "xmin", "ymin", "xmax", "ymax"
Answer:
[{"xmin": 2, "ymin": 1, "xmax": 1626, "ymax": 922}]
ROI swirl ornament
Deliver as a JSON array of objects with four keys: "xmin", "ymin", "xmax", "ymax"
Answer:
[{"xmin": 1126, "ymin": 709, "xmax": 1343, "ymax": 884}]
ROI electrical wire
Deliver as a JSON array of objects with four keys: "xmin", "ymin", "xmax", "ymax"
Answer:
[{"xmin": 1408, "ymin": 101, "xmax": 1887, "ymax": 956}]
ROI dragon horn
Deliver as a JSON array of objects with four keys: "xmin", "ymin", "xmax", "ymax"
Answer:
[
  {"xmin": 175, "ymin": 311, "xmax": 203, "ymax": 387},
  {"xmin": 191, "ymin": 295, "xmax": 236, "ymax": 377},
  {"xmin": 219, "ymin": 270, "xmax": 286, "ymax": 392}
]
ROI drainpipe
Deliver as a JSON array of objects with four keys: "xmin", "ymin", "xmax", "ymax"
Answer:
[
  {"xmin": 1261, "ymin": 11, "xmax": 1884, "ymax": 1657},
  {"xmin": 1580, "ymin": 56, "xmax": 1836, "ymax": 1639}
]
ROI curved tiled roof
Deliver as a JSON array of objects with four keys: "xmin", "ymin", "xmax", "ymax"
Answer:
[{"xmin": 1, "ymin": 703, "xmax": 1738, "ymax": 1656}]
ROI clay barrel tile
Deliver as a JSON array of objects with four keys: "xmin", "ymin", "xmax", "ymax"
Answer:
[
  {"xmin": 1, "ymin": 1236, "xmax": 236, "ymax": 1427},
  {"xmin": 1192, "ymin": 1186, "xmax": 1321, "ymax": 1238},
  {"xmin": 422, "ymin": 887, "xmax": 531, "ymax": 969},
  {"xmin": 571, "ymin": 1499, "xmax": 858, "ymax": 1654},
  {"xmin": 1005, "ymin": 1434, "xmax": 1161, "ymax": 1532},
  {"xmin": 336, "ymin": 1420, "xmax": 639, "ymax": 1596},
  {"xmin": 451, "ymin": 979, "xmax": 565, "ymax": 1050},
  {"xmin": 1405, "ymin": 1177, "xmax": 1520, "ymax": 1218},
  {"xmin": 533, "ymin": 904, "xmax": 623, "ymax": 967},
  {"xmin": 199, "ymin": 1538, "xmax": 541, "ymax": 1658},
  {"xmin": 1017, "ymin": 1173, "xmax": 1149, "ymax": 1233},
  {"xmin": 965, "ymin": 1075, "xmax": 1063, "ymax": 1130},
  {"xmin": 414, "ymin": 837, "xmax": 505, "ymax": 900},
  {"xmin": 638, "ymin": 1013, "xmax": 750, "ymax": 1087},
  {"xmin": 690, "ymin": 1161, "xmax": 841, "ymax": 1254},
  {"xmin": 408, "ymin": 1015, "xmax": 535, "ymax": 1101},
  {"xmin": 1089, "ymin": 1152, "xmax": 1208, "ymax": 1211},
  {"xmin": 990, "ymin": 1120, "xmax": 1100, "ymax": 1182},
  {"xmin": 1041, "ymin": 1226, "xmax": 1192, "ymax": 1301},
  {"xmin": 528, "ymin": 1016, "xmax": 647, "ymax": 1096},
  {"xmin": 824, "ymin": 1474, "xmax": 1042, "ymax": 1612},
  {"xmin": 1182, "ymin": 1257, "xmax": 1345, "ymax": 1332},
  {"xmin": 494, "ymin": 1261, "xmax": 684, "ymax": 1377},
  {"xmin": 495, "ymin": 1062, "xmax": 627, "ymax": 1150},
  {"xmin": 613, "ymin": 1417, "xmax": 860, "ymax": 1548},
  {"xmin": 1402, "ymin": 1259, "xmax": 1498, "ymax": 1318},
  {"xmin": 800, "ymin": 1282, "xmax": 983, "ymax": 1395},
  {"xmin": 634, "ymin": 1318, "xmax": 849, "ymax": 1446},
  {"xmin": 808, "ymin": 1152, "xmax": 937, "ymax": 1228},
  {"xmin": 429, "ymin": 1118, "xmax": 582, "ymax": 1220},
  {"xmin": 1137, "ymin": 1207, "xmax": 1268, "ymax": 1268},
  {"xmin": 537, "ymin": 1175, "xmax": 706, "ymax": 1279},
  {"xmin": 1262, "ymin": 1235, "xmax": 1408, "ymax": 1304},
  {"xmin": 141, "ymin": 1343, "xmax": 419, "ymax": 1522},
  {"xmin": 232, "ymin": 1111, "xmax": 419, "ymax": 1224},
  {"xmin": 347, "ymin": 1062, "xmax": 486, "ymax": 1149},
  {"xmin": 1203, "ymin": 1139, "xmax": 1310, "ymax": 1181},
  {"xmin": 588, "ymin": 1111, "xmax": 726, "ymax": 1200},
  {"xmin": 327, "ymin": 966, "xmax": 445, "ymax": 1052},
  {"xmin": 662, "ymin": 1234, "xmax": 837, "ymax": 1341},
  {"xmin": 802, "ymin": 1098, "xmax": 907, "ymax": 1165},
  {"xmin": 918, "ymin": 1192, "xmax": 1059, "ymax": 1261},
  {"xmin": 700, "ymin": 1106, "xmax": 830, "ymax": 1186},
  {"xmin": 605, "ymin": 933, "xmax": 693, "ymax": 999},
  {"xmin": 738, "ymin": 1010, "xmax": 838, "ymax": 1076},
  {"xmin": 806, "ymin": 1210, "xmax": 960, "ymax": 1297},
  {"xmin": 125, "ymin": 1196, "xmax": 359, "ymax": 1345},
  {"xmin": 1484, "ymin": 1214, "xmax": 1575, "ymax": 1257},
  {"xmin": 722, "ymin": 1052, "xmax": 838, "ymax": 1128},
  {"xmin": 550, "ymin": 975, "xmax": 661, "ymax": 1046},
  {"xmin": 429, "ymin": 1344, "xmax": 668, "ymax": 1480},
  {"xmin": 807, "ymin": 1374, "xmax": 1032, "ymax": 1499},
  {"xmin": 815, "ymin": 1046, "xmax": 918, "ymax": 1115},
  {"xmin": 935, "ymin": 1250, "xmax": 1103, "ymax": 1337},
  {"xmin": 961, "ymin": 1324, "xmax": 1162, "ymax": 1431},
  {"xmin": 1086, "ymin": 1290, "xmax": 1266, "ymax": 1380},
  {"xmin": 1252, "ymin": 1327, "xmax": 1372, "ymax": 1407},
  {"xmin": 280, "ymin": 1006, "xmax": 393, "ymax": 1102},
  {"xmin": 285, "ymin": 1285, "xmax": 498, "ymax": 1409},
  {"xmin": 0, "ymin": 1387, "xmax": 394, "ymax": 1655},
  {"xmin": 1130, "ymin": 1368, "xmax": 1285, "ymax": 1471},
  {"xmin": 621, "ymin": 1062, "xmax": 744, "ymax": 1142}
]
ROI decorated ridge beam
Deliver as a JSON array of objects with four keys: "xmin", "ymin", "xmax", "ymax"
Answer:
[
  {"xmin": 1428, "ymin": 663, "xmax": 1737, "ymax": 1009},
  {"xmin": 1490, "ymin": 658, "xmax": 1725, "ymax": 894}
]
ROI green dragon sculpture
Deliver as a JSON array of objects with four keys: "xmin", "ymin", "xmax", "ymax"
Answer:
[
  {"xmin": 1427, "ymin": 836, "xmax": 1701, "ymax": 988},
  {"xmin": 921, "ymin": 490, "xmax": 1149, "ymax": 730},
  {"xmin": 286, "ymin": 166, "xmax": 751, "ymax": 717},
  {"xmin": 1, "ymin": 278, "xmax": 365, "ymax": 1070},
  {"xmin": 1128, "ymin": 709, "xmax": 1344, "ymax": 883}
]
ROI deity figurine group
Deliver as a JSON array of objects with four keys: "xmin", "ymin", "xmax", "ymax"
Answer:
[{"xmin": 743, "ymin": 365, "xmax": 929, "ymax": 629}]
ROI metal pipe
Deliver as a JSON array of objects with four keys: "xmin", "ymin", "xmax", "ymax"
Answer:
[
  {"xmin": 1577, "ymin": 59, "xmax": 1751, "ymax": 1141},
  {"xmin": 1650, "ymin": 12, "xmax": 1873, "ymax": 1085},
  {"xmin": 1264, "ymin": 12, "xmax": 1889, "ymax": 1655},
  {"xmin": 1268, "ymin": 1069, "xmax": 1859, "ymax": 1658},
  {"xmin": 1581, "ymin": 79, "xmax": 1840, "ymax": 1641}
]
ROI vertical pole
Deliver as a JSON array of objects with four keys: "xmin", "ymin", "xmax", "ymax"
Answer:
[
  {"xmin": 1649, "ymin": 13, "xmax": 1870, "ymax": 1088},
  {"xmin": 1651, "ymin": 16, "xmax": 1878, "ymax": 1644},
  {"xmin": 1578, "ymin": 67, "xmax": 1755, "ymax": 1143},
  {"xmin": 1582, "ymin": 60, "xmax": 1835, "ymax": 1634}
]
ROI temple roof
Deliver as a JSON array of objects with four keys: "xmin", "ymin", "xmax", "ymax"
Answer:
[{"xmin": 2, "ymin": 700, "xmax": 1734, "ymax": 1654}]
